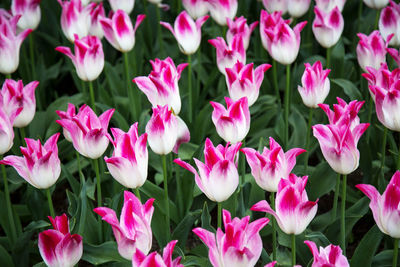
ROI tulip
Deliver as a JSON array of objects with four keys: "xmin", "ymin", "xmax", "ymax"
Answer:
[
  {"xmin": 193, "ymin": 209, "xmax": 269, "ymax": 267},
  {"xmin": 105, "ymin": 123, "xmax": 148, "ymax": 189},
  {"xmin": 379, "ymin": 0, "xmax": 400, "ymax": 46},
  {"xmin": 225, "ymin": 61, "xmax": 271, "ymax": 106},
  {"xmin": 364, "ymin": 0, "xmax": 388, "ymax": 9},
  {"xmin": 0, "ymin": 133, "xmax": 61, "ymax": 189},
  {"xmin": 100, "ymin": 11, "xmax": 145, "ymax": 53},
  {"xmin": 182, "ymin": 0, "xmax": 208, "ymax": 19},
  {"xmin": 94, "ymin": 191, "xmax": 154, "ymax": 260},
  {"xmin": 56, "ymin": 104, "xmax": 114, "ymax": 159},
  {"xmin": 357, "ymin": 31, "xmax": 390, "ymax": 72},
  {"xmin": 312, "ymin": 6, "xmax": 344, "ymax": 48},
  {"xmin": 0, "ymin": 11, "xmax": 32, "ymax": 75},
  {"xmin": 109, "ymin": 0, "xmax": 135, "ymax": 14},
  {"xmin": 38, "ymin": 214, "xmax": 83, "ymax": 267},
  {"xmin": 174, "ymin": 138, "xmax": 241, "ymax": 202},
  {"xmin": 89, "ymin": 2, "xmax": 105, "ymax": 39},
  {"xmin": 304, "ymin": 240, "xmax": 349, "ymax": 267},
  {"xmin": 260, "ymin": 10, "xmax": 307, "ymax": 65},
  {"xmin": 208, "ymin": 35, "xmax": 246, "ymax": 74},
  {"xmin": 226, "ymin": 16, "xmax": 258, "ymax": 51},
  {"xmin": 262, "ymin": 0, "xmax": 288, "ymax": 14},
  {"xmin": 133, "ymin": 57, "xmax": 188, "ymax": 115},
  {"xmin": 57, "ymin": 0, "xmax": 95, "ymax": 42},
  {"xmin": 0, "ymin": 106, "xmax": 20, "ymax": 155},
  {"xmin": 11, "ymin": 0, "xmax": 41, "ymax": 30},
  {"xmin": 56, "ymin": 35, "xmax": 104, "ymax": 81},
  {"xmin": 288, "ymin": 0, "xmax": 312, "ymax": 18},
  {"xmin": 1, "ymin": 79, "xmax": 38, "ymax": 128},
  {"xmin": 387, "ymin": 47, "xmax": 400, "ymax": 67},
  {"xmin": 362, "ymin": 63, "xmax": 400, "ymax": 101},
  {"xmin": 55, "ymin": 103, "xmax": 77, "ymax": 142},
  {"xmin": 315, "ymin": 0, "xmax": 346, "ymax": 12},
  {"xmin": 206, "ymin": 0, "xmax": 237, "ymax": 26},
  {"xmin": 242, "ymin": 137, "xmax": 306, "ymax": 192},
  {"xmin": 160, "ymin": 11, "xmax": 209, "ymax": 55},
  {"xmin": 251, "ymin": 174, "xmax": 318, "ymax": 235},
  {"xmin": 132, "ymin": 240, "xmax": 183, "ymax": 267},
  {"xmin": 318, "ymin": 98, "xmax": 364, "ymax": 130}
]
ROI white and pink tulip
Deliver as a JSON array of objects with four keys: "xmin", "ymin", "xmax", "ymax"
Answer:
[
  {"xmin": 0, "ymin": 104, "xmax": 20, "ymax": 155},
  {"xmin": 262, "ymin": 0, "xmax": 288, "ymax": 14},
  {"xmin": 357, "ymin": 31, "xmax": 390, "ymax": 72},
  {"xmin": 312, "ymin": 6, "xmax": 344, "ymax": 48},
  {"xmin": 288, "ymin": 0, "xmax": 312, "ymax": 18},
  {"xmin": 132, "ymin": 240, "xmax": 183, "ymax": 267},
  {"xmin": 318, "ymin": 98, "xmax": 364, "ymax": 130},
  {"xmin": 304, "ymin": 240, "xmax": 349, "ymax": 267},
  {"xmin": 379, "ymin": 0, "xmax": 400, "ymax": 46},
  {"xmin": 11, "ymin": 0, "xmax": 41, "ymax": 30},
  {"xmin": 206, "ymin": 0, "xmax": 237, "ymax": 26},
  {"xmin": 89, "ymin": 2, "xmax": 105, "ymax": 39},
  {"xmin": 315, "ymin": 0, "xmax": 346, "ymax": 12},
  {"xmin": 226, "ymin": 16, "xmax": 258, "ymax": 51},
  {"xmin": 108, "ymin": 0, "xmax": 135, "ymax": 14},
  {"xmin": 182, "ymin": 0, "xmax": 208, "ymax": 19}
]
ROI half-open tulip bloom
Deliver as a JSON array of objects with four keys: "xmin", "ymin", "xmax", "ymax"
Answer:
[
  {"xmin": 56, "ymin": 35, "xmax": 104, "ymax": 81},
  {"xmin": 312, "ymin": 6, "xmax": 344, "ymax": 48},
  {"xmin": 132, "ymin": 240, "xmax": 183, "ymax": 267},
  {"xmin": 209, "ymin": 35, "xmax": 246, "ymax": 74},
  {"xmin": 56, "ymin": 104, "xmax": 114, "ymax": 159},
  {"xmin": 226, "ymin": 16, "xmax": 258, "ymax": 51},
  {"xmin": 105, "ymin": 123, "xmax": 148, "ymax": 189},
  {"xmin": 210, "ymin": 97, "xmax": 250, "ymax": 144},
  {"xmin": 1, "ymin": 79, "xmax": 38, "ymax": 128},
  {"xmin": 315, "ymin": 0, "xmax": 346, "ymax": 12},
  {"xmin": 133, "ymin": 57, "xmax": 187, "ymax": 115},
  {"xmin": 109, "ymin": 0, "xmax": 135, "ymax": 14},
  {"xmin": 304, "ymin": 240, "xmax": 349, "ymax": 267},
  {"xmin": 193, "ymin": 209, "xmax": 269, "ymax": 267},
  {"xmin": 379, "ymin": 0, "xmax": 400, "ymax": 46},
  {"xmin": 288, "ymin": 0, "xmax": 311, "ymax": 18},
  {"xmin": 0, "ymin": 105, "xmax": 20, "ymax": 155},
  {"xmin": 94, "ymin": 191, "xmax": 154, "ymax": 260},
  {"xmin": 242, "ymin": 137, "xmax": 305, "ymax": 192},
  {"xmin": 0, "ymin": 11, "xmax": 32, "ymax": 75},
  {"xmin": 225, "ymin": 61, "xmax": 271, "ymax": 106},
  {"xmin": 206, "ymin": 0, "xmax": 237, "ymax": 26},
  {"xmin": 252, "ymin": 174, "xmax": 318, "ymax": 235},
  {"xmin": 262, "ymin": 0, "xmax": 288, "ymax": 14},
  {"xmin": 357, "ymin": 31, "xmax": 390, "ymax": 72},
  {"xmin": 56, "ymin": 103, "xmax": 77, "ymax": 142},
  {"xmin": 11, "ymin": 0, "xmax": 41, "ymax": 30},
  {"xmin": 356, "ymin": 171, "xmax": 400, "ymax": 238},
  {"xmin": 175, "ymin": 138, "xmax": 241, "ymax": 202},
  {"xmin": 0, "ymin": 133, "xmax": 61, "ymax": 189},
  {"xmin": 182, "ymin": 0, "xmax": 208, "ymax": 19},
  {"xmin": 297, "ymin": 61, "xmax": 331, "ymax": 108},
  {"xmin": 100, "ymin": 11, "xmax": 145, "ymax": 53},
  {"xmin": 38, "ymin": 214, "xmax": 83, "ymax": 267}
]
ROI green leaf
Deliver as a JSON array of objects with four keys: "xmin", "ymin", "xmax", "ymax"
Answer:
[
  {"xmin": 307, "ymin": 162, "xmax": 337, "ymax": 200},
  {"xmin": 201, "ymin": 202, "xmax": 214, "ymax": 232},
  {"xmin": 82, "ymin": 241, "xmax": 129, "ymax": 265},
  {"xmin": 332, "ymin": 79, "xmax": 362, "ymax": 100},
  {"xmin": 350, "ymin": 225, "xmax": 383, "ymax": 267},
  {"xmin": 0, "ymin": 244, "xmax": 13, "ymax": 267},
  {"xmin": 172, "ymin": 209, "xmax": 202, "ymax": 249}
]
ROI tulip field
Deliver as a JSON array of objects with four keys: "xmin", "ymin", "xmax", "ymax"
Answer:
[{"xmin": 1, "ymin": 0, "xmax": 400, "ymax": 266}]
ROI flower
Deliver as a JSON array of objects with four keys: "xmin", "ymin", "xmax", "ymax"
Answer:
[
  {"xmin": 56, "ymin": 35, "xmax": 104, "ymax": 81},
  {"xmin": 225, "ymin": 61, "xmax": 271, "ymax": 106},
  {"xmin": 304, "ymin": 240, "xmax": 349, "ymax": 267},
  {"xmin": 262, "ymin": 0, "xmax": 288, "ymax": 14},
  {"xmin": 226, "ymin": 16, "xmax": 258, "ymax": 51},
  {"xmin": 208, "ymin": 35, "xmax": 246, "ymax": 74},
  {"xmin": 55, "ymin": 103, "xmax": 77, "ymax": 142},
  {"xmin": 357, "ymin": 31, "xmax": 390, "ymax": 72},
  {"xmin": 109, "ymin": 0, "xmax": 135, "ymax": 14},
  {"xmin": 0, "ymin": 133, "xmax": 61, "ymax": 189},
  {"xmin": 11, "ymin": 0, "xmax": 41, "ymax": 30},
  {"xmin": 387, "ymin": 47, "xmax": 400, "ymax": 68},
  {"xmin": 100, "ymin": 11, "xmax": 145, "ymax": 53},
  {"xmin": 251, "ymin": 174, "xmax": 318, "ymax": 235},
  {"xmin": 241, "ymin": 137, "xmax": 305, "ymax": 192},
  {"xmin": 105, "ymin": 123, "xmax": 148, "ymax": 189},
  {"xmin": 174, "ymin": 138, "xmax": 241, "ymax": 202},
  {"xmin": 182, "ymin": 0, "xmax": 209, "ymax": 19},
  {"xmin": 356, "ymin": 171, "xmax": 400, "ymax": 238},
  {"xmin": 132, "ymin": 240, "xmax": 183, "ymax": 267},
  {"xmin": 193, "ymin": 209, "xmax": 269, "ymax": 267},
  {"xmin": 38, "ymin": 214, "xmax": 83, "ymax": 267},
  {"xmin": 133, "ymin": 57, "xmax": 188, "ymax": 115},
  {"xmin": 379, "ymin": 0, "xmax": 400, "ymax": 46},
  {"xmin": 318, "ymin": 98, "xmax": 364, "ymax": 130},
  {"xmin": 312, "ymin": 6, "xmax": 344, "ymax": 48},
  {"xmin": 89, "ymin": 2, "xmax": 105, "ymax": 39},
  {"xmin": 288, "ymin": 0, "xmax": 312, "ymax": 18},
  {"xmin": 94, "ymin": 191, "xmax": 154, "ymax": 260},
  {"xmin": 210, "ymin": 96, "xmax": 250, "ymax": 144},
  {"xmin": 0, "ymin": 105, "xmax": 20, "ymax": 155},
  {"xmin": 364, "ymin": 0, "xmax": 389, "ymax": 9},
  {"xmin": 315, "ymin": 0, "xmax": 346, "ymax": 12},
  {"xmin": 297, "ymin": 61, "xmax": 331, "ymax": 108},
  {"xmin": 206, "ymin": 0, "xmax": 238, "ymax": 26},
  {"xmin": 160, "ymin": 11, "xmax": 209, "ymax": 55},
  {"xmin": 56, "ymin": 104, "xmax": 114, "ymax": 159},
  {"xmin": 0, "ymin": 10, "xmax": 32, "ymax": 75}
]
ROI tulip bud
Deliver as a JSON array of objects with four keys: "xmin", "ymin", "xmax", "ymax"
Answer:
[
  {"xmin": 11, "ymin": 0, "xmax": 41, "ymax": 30},
  {"xmin": 304, "ymin": 240, "xmax": 349, "ymax": 267},
  {"xmin": 312, "ymin": 6, "xmax": 344, "ymax": 48},
  {"xmin": 357, "ymin": 31, "xmax": 390, "ymax": 72},
  {"xmin": 379, "ymin": 0, "xmax": 400, "ymax": 46},
  {"xmin": 206, "ymin": 0, "xmax": 237, "ymax": 26},
  {"xmin": 363, "ymin": 0, "xmax": 389, "ymax": 9},
  {"xmin": 182, "ymin": 0, "xmax": 208, "ymax": 19},
  {"xmin": 109, "ymin": 0, "xmax": 135, "ymax": 14},
  {"xmin": 226, "ymin": 16, "xmax": 258, "ymax": 51},
  {"xmin": 288, "ymin": 0, "xmax": 311, "ymax": 18},
  {"xmin": 132, "ymin": 240, "xmax": 183, "ymax": 267},
  {"xmin": 262, "ymin": 0, "xmax": 288, "ymax": 14},
  {"xmin": 315, "ymin": 0, "xmax": 346, "ymax": 12}
]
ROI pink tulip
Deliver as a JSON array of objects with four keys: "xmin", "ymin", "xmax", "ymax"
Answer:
[
  {"xmin": 133, "ymin": 57, "xmax": 187, "ymax": 115},
  {"xmin": 297, "ymin": 61, "xmax": 331, "ymax": 108},
  {"xmin": 57, "ymin": 0, "xmax": 95, "ymax": 42},
  {"xmin": 11, "ymin": 0, "xmax": 41, "ymax": 30},
  {"xmin": 288, "ymin": 0, "xmax": 312, "ymax": 18},
  {"xmin": 160, "ymin": 11, "xmax": 209, "ymax": 55},
  {"xmin": 225, "ymin": 61, "xmax": 271, "ymax": 106},
  {"xmin": 312, "ymin": 6, "xmax": 344, "ymax": 48},
  {"xmin": 193, "ymin": 209, "xmax": 269, "ymax": 267},
  {"xmin": 89, "ymin": 2, "xmax": 105, "ymax": 39},
  {"xmin": 315, "ymin": 0, "xmax": 346, "ymax": 12},
  {"xmin": 210, "ymin": 97, "xmax": 250, "ymax": 144},
  {"xmin": 109, "ymin": 0, "xmax": 135, "ymax": 14},
  {"xmin": 100, "ymin": 11, "xmax": 145, "ymax": 53},
  {"xmin": 56, "ymin": 35, "xmax": 104, "ymax": 81},
  {"xmin": 0, "ymin": 11, "xmax": 32, "ymax": 75},
  {"xmin": 356, "ymin": 171, "xmax": 400, "ymax": 238},
  {"xmin": 208, "ymin": 35, "xmax": 246, "ymax": 74},
  {"xmin": 94, "ymin": 191, "xmax": 154, "ymax": 260},
  {"xmin": 304, "ymin": 240, "xmax": 349, "ymax": 267},
  {"xmin": 38, "ymin": 214, "xmax": 83, "ymax": 267},
  {"xmin": 260, "ymin": 10, "xmax": 307, "ymax": 65},
  {"xmin": 105, "ymin": 123, "xmax": 148, "ymax": 189},
  {"xmin": 0, "ymin": 105, "xmax": 20, "ymax": 155},
  {"xmin": 0, "ymin": 133, "xmax": 61, "ymax": 189},
  {"xmin": 226, "ymin": 16, "xmax": 258, "ymax": 51},
  {"xmin": 174, "ymin": 138, "xmax": 241, "ymax": 202},
  {"xmin": 242, "ymin": 137, "xmax": 305, "ymax": 192},
  {"xmin": 379, "ymin": 0, "xmax": 400, "ymax": 46},
  {"xmin": 363, "ymin": 0, "xmax": 388, "ymax": 9},
  {"xmin": 319, "ymin": 98, "xmax": 364, "ymax": 130},
  {"xmin": 251, "ymin": 174, "xmax": 318, "ymax": 235},
  {"xmin": 132, "ymin": 240, "xmax": 183, "ymax": 267},
  {"xmin": 262, "ymin": 0, "xmax": 288, "ymax": 14},
  {"xmin": 56, "ymin": 104, "xmax": 114, "ymax": 159},
  {"xmin": 206, "ymin": 0, "xmax": 237, "ymax": 26},
  {"xmin": 387, "ymin": 47, "xmax": 400, "ymax": 67},
  {"xmin": 55, "ymin": 103, "xmax": 77, "ymax": 142},
  {"xmin": 182, "ymin": 0, "xmax": 208, "ymax": 19},
  {"xmin": 357, "ymin": 31, "xmax": 390, "ymax": 72}
]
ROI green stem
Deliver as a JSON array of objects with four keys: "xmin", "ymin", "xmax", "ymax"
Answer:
[
  {"xmin": 5, "ymin": 74, "xmax": 11, "ymax": 79},
  {"xmin": 393, "ymin": 239, "xmax": 399, "ymax": 267},
  {"xmin": 176, "ymin": 156, "xmax": 183, "ymax": 217},
  {"xmin": 291, "ymin": 234, "xmax": 296, "ymax": 266},
  {"xmin": 76, "ymin": 152, "xmax": 84, "ymax": 183},
  {"xmin": 162, "ymin": 155, "xmax": 170, "ymax": 241},
  {"xmin": 374, "ymin": 9, "xmax": 381, "ymax": 30},
  {"xmin": 19, "ymin": 127, "xmax": 26, "ymax": 145},
  {"xmin": 380, "ymin": 127, "xmax": 388, "ymax": 177},
  {"xmin": 285, "ymin": 64, "xmax": 291, "ymax": 149},
  {"xmin": 326, "ymin": 47, "xmax": 331, "ymax": 69},
  {"xmin": 76, "ymin": 152, "xmax": 86, "ymax": 236},
  {"xmin": 124, "ymin": 52, "xmax": 139, "ymax": 120},
  {"xmin": 134, "ymin": 188, "xmax": 141, "ymax": 201},
  {"xmin": 46, "ymin": 188, "xmax": 55, "ymax": 218},
  {"xmin": 217, "ymin": 202, "xmax": 222, "ymax": 229},
  {"xmin": 29, "ymin": 34, "xmax": 36, "ymax": 79},
  {"xmin": 93, "ymin": 159, "xmax": 101, "ymax": 207},
  {"xmin": 156, "ymin": 7, "xmax": 164, "ymax": 56},
  {"xmin": 397, "ymin": 133, "xmax": 400, "ymax": 170},
  {"xmin": 304, "ymin": 108, "xmax": 314, "ymax": 174},
  {"xmin": 1, "ymin": 157, "xmax": 17, "ymax": 245},
  {"xmin": 332, "ymin": 173, "xmax": 341, "ymax": 220},
  {"xmin": 366, "ymin": 96, "xmax": 373, "ymax": 142},
  {"xmin": 272, "ymin": 60, "xmax": 280, "ymax": 103},
  {"xmin": 88, "ymin": 81, "xmax": 95, "ymax": 112},
  {"xmin": 188, "ymin": 54, "xmax": 193, "ymax": 122},
  {"xmin": 270, "ymin": 192, "xmax": 277, "ymax": 261},
  {"xmin": 341, "ymin": 174, "xmax": 347, "ymax": 254}
]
